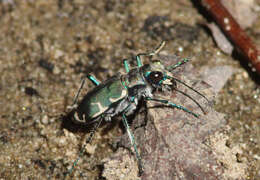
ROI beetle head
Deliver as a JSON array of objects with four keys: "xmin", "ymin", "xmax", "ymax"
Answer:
[{"xmin": 143, "ymin": 60, "xmax": 175, "ymax": 91}]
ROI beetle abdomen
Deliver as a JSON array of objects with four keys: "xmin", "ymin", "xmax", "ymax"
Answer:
[{"xmin": 76, "ymin": 74, "xmax": 127, "ymax": 122}]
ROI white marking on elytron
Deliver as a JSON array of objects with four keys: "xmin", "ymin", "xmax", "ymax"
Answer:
[
  {"xmin": 109, "ymin": 89, "xmax": 127, "ymax": 103},
  {"xmin": 91, "ymin": 89, "xmax": 127, "ymax": 118},
  {"xmin": 74, "ymin": 112, "xmax": 82, "ymax": 122},
  {"xmin": 91, "ymin": 102, "xmax": 108, "ymax": 118},
  {"xmin": 74, "ymin": 112, "xmax": 87, "ymax": 122}
]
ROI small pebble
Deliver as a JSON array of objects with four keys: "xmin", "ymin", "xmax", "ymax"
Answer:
[{"xmin": 41, "ymin": 115, "xmax": 49, "ymax": 125}]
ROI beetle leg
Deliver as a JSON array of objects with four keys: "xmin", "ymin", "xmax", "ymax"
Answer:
[
  {"xmin": 135, "ymin": 41, "xmax": 166, "ymax": 68},
  {"xmin": 145, "ymin": 97, "xmax": 199, "ymax": 118},
  {"xmin": 70, "ymin": 74, "xmax": 100, "ymax": 110},
  {"xmin": 136, "ymin": 55, "xmax": 143, "ymax": 67},
  {"xmin": 102, "ymin": 116, "xmax": 111, "ymax": 122},
  {"xmin": 166, "ymin": 57, "xmax": 190, "ymax": 71},
  {"xmin": 66, "ymin": 117, "xmax": 103, "ymax": 176},
  {"xmin": 122, "ymin": 113, "xmax": 143, "ymax": 176},
  {"xmin": 70, "ymin": 78, "xmax": 87, "ymax": 109},
  {"xmin": 87, "ymin": 74, "xmax": 100, "ymax": 86},
  {"xmin": 125, "ymin": 101, "xmax": 138, "ymax": 116},
  {"xmin": 135, "ymin": 41, "xmax": 166, "ymax": 67},
  {"xmin": 123, "ymin": 59, "xmax": 130, "ymax": 73}
]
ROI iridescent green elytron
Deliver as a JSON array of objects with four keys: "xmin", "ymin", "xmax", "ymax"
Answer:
[{"xmin": 68, "ymin": 41, "xmax": 209, "ymax": 176}]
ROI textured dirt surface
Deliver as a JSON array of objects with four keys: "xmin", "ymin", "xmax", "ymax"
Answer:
[{"xmin": 0, "ymin": 0, "xmax": 259, "ymax": 179}]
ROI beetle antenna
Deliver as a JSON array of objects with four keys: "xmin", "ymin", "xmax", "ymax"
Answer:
[
  {"xmin": 171, "ymin": 77, "xmax": 210, "ymax": 104},
  {"xmin": 68, "ymin": 77, "xmax": 86, "ymax": 110},
  {"xmin": 145, "ymin": 97, "xmax": 199, "ymax": 118},
  {"xmin": 66, "ymin": 118, "xmax": 103, "ymax": 176},
  {"xmin": 166, "ymin": 57, "xmax": 190, "ymax": 71},
  {"xmin": 167, "ymin": 51, "xmax": 210, "ymax": 71},
  {"xmin": 173, "ymin": 87, "xmax": 206, "ymax": 114}
]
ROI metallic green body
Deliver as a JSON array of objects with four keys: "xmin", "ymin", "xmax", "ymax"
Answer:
[
  {"xmin": 77, "ymin": 74, "xmax": 127, "ymax": 120},
  {"xmin": 68, "ymin": 41, "xmax": 208, "ymax": 176}
]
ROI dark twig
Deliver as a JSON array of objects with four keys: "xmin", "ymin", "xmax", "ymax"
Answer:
[{"xmin": 200, "ymin": 0, "xmax": 260, "ymax": 74}]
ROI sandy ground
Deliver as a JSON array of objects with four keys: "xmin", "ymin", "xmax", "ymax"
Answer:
[{"xmin": 0, "ymin": 0, "xmax": 259, "ymax": 179}]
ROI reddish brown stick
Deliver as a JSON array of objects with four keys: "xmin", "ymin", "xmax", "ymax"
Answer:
[{"xmin": 201, "ymin": 0, "xmax": 260, "ymax": 74}]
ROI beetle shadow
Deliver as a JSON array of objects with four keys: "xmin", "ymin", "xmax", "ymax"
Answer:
[
  {"xmin": 60, "ymin": 110, "xmax": 100, "ymax": 133},
  {"xmin": 61, "ymin": 109, "xmax": 123, "ymax": 137}
]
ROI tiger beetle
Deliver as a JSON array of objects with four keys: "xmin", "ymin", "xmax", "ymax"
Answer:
[{"xmin": 67, "ymin": 41, "xmax": 209, "ymax": 176}]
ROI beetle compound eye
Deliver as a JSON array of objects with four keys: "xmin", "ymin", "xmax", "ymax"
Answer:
[{"xmin": 147, "ymin": 71, "xmax": 164, "ymax": 85}]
